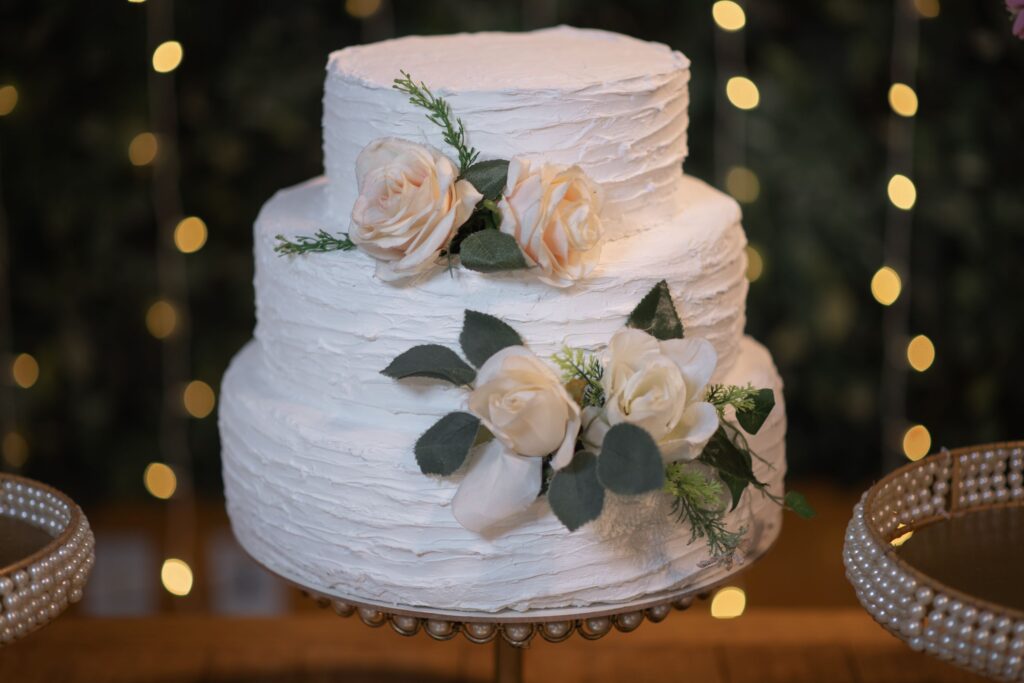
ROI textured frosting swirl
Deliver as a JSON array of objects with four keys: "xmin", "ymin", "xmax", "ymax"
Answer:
[{"xmin": 323, "ymin": 26, "xmax": 691, "ymax": 241}]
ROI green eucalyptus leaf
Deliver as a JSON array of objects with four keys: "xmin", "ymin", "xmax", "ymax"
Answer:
[
  {"xmin": 414, "ymin": 412, "xmax": 480, "ymax": 476},
  {"xmin": 698, "ymin": 427, "xmax": 757, "ymax": 510},
  {"xmin": 736, "ymin": 388, "xmax": 776, "ymax": 435},
  {"xmin": 784, "ymin": 490, "xmax": 816, "ymax": 519},
  {"xmin": 627, "ymin": 280, "xmax": 684, "ymax": 340},
  {"xmin": 597, "ymin": 424, "xmax": 665, "ymax": 495},
  {"xmin": 381, "ymin": 344, "xmax": 476, "ymax": 386},
  {"xmin": 460, "ymin": 230, "xmax": 529, "ymax": 273},
  {"xmin": 548, "ymin": 451, "xmax": 605, "ymax": 531},
  {"xmin": 459, "ymin": 310, "xmax": 524, "ymax": 367},
  {"xmin": 461, "ymin": 159, "xmax": 510, "ymax": 200}
]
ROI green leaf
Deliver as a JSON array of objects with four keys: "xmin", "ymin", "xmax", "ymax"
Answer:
[
  {"xmin": 735, "ymin": 388, "xmax": 776, "ymax": 435},
  {"xmin": 381, "ymin": 345, "xmax": 476, "ymax": 386},
  {"xmin": 461, "ymin": 159, "xmax": 510, "ymax": 200},
  {"xmin": 784, "ymin": 490, "xmax": 816, "ymax": 519},
  {"xmin": 626, "ymin": 280, "xmax": 684, "ymax": 340},
  {"xmin": 597, "ymin": 424, "xmax": 665, "ymax": 495},
  {"xmin": 459, "ymin": 310, "xmax": 524, "ymax": 367},
  {"xmin": 459, "ymin": 230, "xmax": 529, "ymax": 273},
  {"xmin": 548, "ymin": 451, "xmax": 605, "ymax": 531},
  {"xmin": 414, "ymin": 412, "xmax": 481, "ymax": 476},
  {"xmin": 698, "ymin": 427, "xmax": 757, "ymax": 510}
]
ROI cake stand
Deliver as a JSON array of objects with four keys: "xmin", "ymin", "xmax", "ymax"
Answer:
[
  {"xmin": 0, "ymin": 473, "xmax": 95, "ymax": 646},
  {"xmin": 844, "ymin": 441, "xmax": 1024, "ymax": 681},
  {"xmin": 248, "ymin": 529, "xmax": 777, "ymax": 683}
]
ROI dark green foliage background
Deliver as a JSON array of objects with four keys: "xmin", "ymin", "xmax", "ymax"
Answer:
[{"xmin": 1, "ymin": 1, "xmax": 1022, "ymax": 502}]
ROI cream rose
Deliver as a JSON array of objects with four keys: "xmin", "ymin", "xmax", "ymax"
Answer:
[
  {"xmin": 350, "ymin": 138, "xmax": 482, "ymax": 280},
  {"xmin": 452, "ymin": 345, "xmax": 583, "ymax": 533},
  {"xmin": 497, "ymin": 158, "xmax": 603, "ymax": 288},
  {"xmin": 584, "ymin": 329, "xmax": 719, "ymax": 463}
]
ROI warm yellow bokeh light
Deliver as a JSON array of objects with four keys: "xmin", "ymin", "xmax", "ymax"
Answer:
[
  {"xmin": 152, "ymin": 41, "xmax": 184, "ymax": 74},
  {"xmin": 129, "ymin": 132, "xmax": 159, "ymax": 166},
  {"xmin": 711, "ymin": 586, "xmax": 746, "ymax": 619},
  {"xmin": 903, "ymin": 425, "xmax": 932, "ymax": 461},
  {"xmin": 11, "ymin": 353, "xmax": 39, "ymax": 389},
  {"xmin": 144, "ymin": 462, "xmax": 177, "ymax": 499},
  {"xmin": 726, "ymin": 77, "xmax": 760, "ymax": 110},
  {"xmin": 745, "ymin": 245, "xmax": 764, "ymax": 282},
  {"xmin": 891, "ymin": 524, "xmax": 914, "ymax": 547},
  {"xmin": 345, "ymin": 0, "xmax": 382, "ymax": 18},
  {"xmin": 183, "ymin": 380, "xmax": 216, "ymax": 419},
  {"xmin": 127, "ymin": 0, "xmax": 146, "ymax": 3},
  {"xmin": 913, "ymin": 0, "xmax": 940, "ymax": 19},
  {"xmin": 870, "ymin": 266, "xmax": 902, "ymax": 306},
  {"xmin": 0, "ymin": 85, "xmax": 18, "ymax": 117},
  {"xmin": 712, "ymin": 1, "xmax": 746, "ymax": 31},
  {"xmin": 146, "ymin": 300, "xmax": 178, "ymax": 339},
  {"xmin": 161, "ymin": 558, "xmax": 194, "ymax": 596},
  {"xmin": 907, "ymin": 334, "xmax": 935, "ymax": 372},
  {"xmin": 725, "ymin": 165, "xmax": 760, "ymax": 203},
  {"xmin": 888, "ymin": 83, "xmax": 918, "ymax": 118},
  {"xmin": 887, "ymin": 174, "xmax": 917, "ymax": 210},
  {"xmin": 174, "ymin": 216, "xmax": 208, "ymax": 254},
  {"xmin": 2, "ymin": 432, "xmax": 29, "ymax": 468}
]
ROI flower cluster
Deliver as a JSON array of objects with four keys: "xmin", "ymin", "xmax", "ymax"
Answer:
[
  {"xmin": 383, "ymin": 281, "xmax": 812, "ymax": 560},
  {"xmin": 277, "ymin": 71, "xmax": 604, "ymax": 288}
]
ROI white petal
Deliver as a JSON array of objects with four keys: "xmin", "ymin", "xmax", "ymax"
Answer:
[
  {"xmin": 580, "ymin": 406, "xmax": 610, "ymax": 452},
  {"xmin": 551, "ymin": 411, "xmax": 582, "ymax": 470},
  {"xmin": 660, "ymin": 337, "xmax": 718, "ymax": 399},
  {"xmin": 473, "ymin": 345, "xmax": 534, "ymax": 384},
  {"xmin": 661, "ymin": 401, "xmax": 719, "ymax": 462},
  {"xmin": 451, "ymin": 440, "xmax": 542, "ymax": 533}
]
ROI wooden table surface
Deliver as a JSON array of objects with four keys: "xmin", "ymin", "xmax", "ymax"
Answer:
[{"xmin": 0, "ymin": 609, "xmax": 987, "ymax": 683}]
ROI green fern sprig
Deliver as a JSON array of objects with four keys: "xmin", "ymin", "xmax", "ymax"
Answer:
[
  {"xmin": 393, "ymin": 70, "xmax": 479, "ymax": 172},
  {"xmin": 705, "ymin": 383, "xmax": 762, "ymax": 418},
  {"xmin": 665, "ymin": 462, "xmax": 746, "ymax": 561},
  {"xmin": 274, "ymin": 230, "xmax": 356, "ymax": 256},
  {"xmin": 551, "ymin": 347, "xmax": 605, "ymax": 408}
]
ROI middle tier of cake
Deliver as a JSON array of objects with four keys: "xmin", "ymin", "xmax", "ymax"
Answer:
[{"xmin": 254, "ymin": 173, "xmax": 749, "ymax": 410}]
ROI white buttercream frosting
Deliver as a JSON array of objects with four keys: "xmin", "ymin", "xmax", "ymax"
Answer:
[{"xmin": 323, "ymin": 26, "xmax": 691, "ymax": 241}]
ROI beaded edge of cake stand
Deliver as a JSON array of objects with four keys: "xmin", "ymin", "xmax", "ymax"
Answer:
[
  {"xmin": 843, "ymin": 442, "xmax": 1024, "ymax": 682},
  {"xmin": 0, "ymin": 474, "xmax": 96, "ymax": 646}
]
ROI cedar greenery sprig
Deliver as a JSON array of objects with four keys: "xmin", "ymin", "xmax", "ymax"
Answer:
[
  {"xmin": 274, "ymin": 230, "xmax": 356, "ymax": 256},
  {"xmin": 393, "ymin": 70, "xmax": 479, "ymax": 172},
  {"xmin": 665, "ymin": 463, "xmax": 746, "ymax": 561},
  {"xmin": 552, "ymin": 347, "xmax": 605, "ymax": 408},
  {"xmin": 705, "ymin": 383, "xmax": 761, "ymax": 418}
]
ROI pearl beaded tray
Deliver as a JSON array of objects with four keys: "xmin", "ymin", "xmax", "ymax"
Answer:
[
  {"xmin": 0, "ymin": 474, "xmax": 95, "ymax": 647},
  {"xmin": 844, "ymin": 442, "xmax": 1024, "ymax": 682}
]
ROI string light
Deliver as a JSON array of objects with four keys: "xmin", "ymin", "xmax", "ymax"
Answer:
[
  {"xmin": 173, "ymin": 216, "xmax": 207, "ymax": 254},
  {"xmin": 160, "ymin": 558, "xmax": 193, "ymax": 596},
  {"xmin": 152, "ymin": 41, "xmax": 184, "ymax": 74},
  {"xmin": 345, "ymin": 0, "xmax": 382, "ymax": 18},
  {"xmin": 183, "ymin": 380, "xmax": 215, "ymax": 418},
  {"xmin": 144, "ymin": 462, "xmax": 177, "ymax": 499},
  {"xmin": 2, "ymin": 432, "xmax": 29, "ymax": 468},
  {"xmin": 870, "ymin": 266, "xmax": 902, "ymax": 306},
  {"xmin": 902, "ymin": 425, "xmax": 931, "ymax": 461},
  {"xmin": 907, "ymin": 334, "xmax": 935, "ymax": 372},
  {"xmin": 888, "ymin": 83, "xmax": 919, "ymax": 117},
  {"xmin": 712, "ymin": 1, "xmax": 746, "ymax": 31},
  {"xmin": 0, "ymin": 85, "xmax": 18, "ymax": 117},
  {"xmin": 11, "ymin": 353, "xmax": 39, "ymax": 389},
  {"xmin": 745, "ymin": 245, "xmax": 764, "ymax": 282},
  {"xmin": 145, "ymin": 300, "xmax": 178, "ymax": 339},
  {"xmin": 726, "ymin": 76, "xmax": 759, "ymax": 110},
  {"xmin": 725, "ymin": 165, "xmax": 760, "ymax": 203},
  {"xmin": 127, "ymin": 0, "xmax": 146, "ymax": 3},
  {"xmin": 890, "ymin": 524, "xmax": 914, "ymax": 547},
  {"xmin": 710, "ymin": 586, "xmax": 746, "ymax": 619},
  {"xmin": 913, "ymin": 0, "xmax": 940, "ymax": 19},
  {"xmin": 129, "ymin": 132, "xmax": 159, "ymax": 166},
  {"xmin": 887, "ymin": 173, "xmax": 917, "ymax": 210}
]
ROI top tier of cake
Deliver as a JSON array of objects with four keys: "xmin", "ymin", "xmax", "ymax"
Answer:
[{"xmin": 323, "ymin": 26, "xmax": 691, "ymax": 241}]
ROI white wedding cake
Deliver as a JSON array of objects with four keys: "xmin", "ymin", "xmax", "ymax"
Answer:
[{"xmin": 220, "ymin": 26, "xmax": 793, "ymax": 614}]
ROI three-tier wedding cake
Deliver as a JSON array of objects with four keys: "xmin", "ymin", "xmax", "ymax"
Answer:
[{"xmin": 220, "ymin": 26, "xmax": 792, "ymax": 614}]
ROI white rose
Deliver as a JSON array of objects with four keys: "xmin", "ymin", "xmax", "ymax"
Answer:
[
  {"xmin": 453, "ymin": 346, "xmax": 583, "ymax": 533},
  {"xmin": 584, "ymin": 329, "xmax": 719, "ymax": 463},
  {"xmin": 498, "ymin": 158, "xmax": 604, "ymax": 288},
  {"xmin": 350, "ymin": 138, "xmax": 482, "ymax": 280}
]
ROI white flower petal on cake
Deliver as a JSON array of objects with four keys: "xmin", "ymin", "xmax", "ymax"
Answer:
[
  {"xmin": 660, "ymin": 337, "xmax": 717, "ymax": 400},
  {"xmin": 660, "ymin": 401, "xmax": 720, "ymax": 463},
  {"xmin": 451, "ymin": 440, "xmax": 543, "ymax": 533}
]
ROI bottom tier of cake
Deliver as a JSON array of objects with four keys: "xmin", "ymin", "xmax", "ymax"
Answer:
[{"xmin": 219, "ymin": 336, "xmax": 787, "ymax": 614}]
